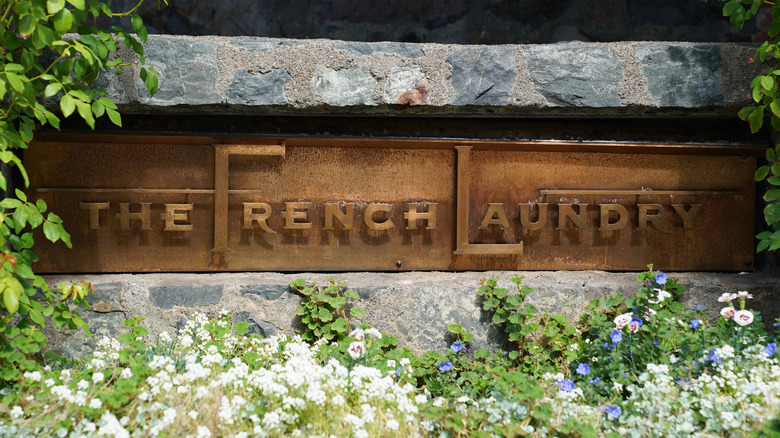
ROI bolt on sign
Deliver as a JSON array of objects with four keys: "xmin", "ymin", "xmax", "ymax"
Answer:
[{"xmin": 26, "ymin": 136, "xmax": 757, "ymax": 272}]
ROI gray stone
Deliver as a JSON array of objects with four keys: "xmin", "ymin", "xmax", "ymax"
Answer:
[
  {"xmin": 311, "ymin": 66, "xmax": 377, "ymax": 106},
  {"xmin": 235, "ymin": 311, "xmax": 278, "ymax": 337},
  {"xmin": 227, "ymin": 69, "xmax": 292, "ymax": 105},
  {"xmin": 149, "ymin": 283, "xmax": 223, "ymax": 309},
  {"xmin": 352, "ymin": 285, "xmax": 387, "ymax": 300},
  {"xmin": 231, "ymin": 39, "xmax": 286, "ymax": 52},
  {"xmin": 384, "ymin": 66, "xmax": 428, "ymax": 104},
  {"xmin": 136, "ymin": 36, "xmax": 219, "ymax": 105},
  {"xmin": 51, "ymin": 311, "xmax": 128, "ymax": 359},
  {"xmin": 634, "ymin": 44, "xmax": 724, "ymax": 107},
  {"xmin": 447, "ymin": 46, "xmax": 517, "ymax": 106},
  {"xmin": 337, "ymin": 42, "xmax": 424, "ymax": 59},
  {"xmin": 86, "ymin": 282, "xmax": 124, "ymax": 313},
  {"xmin": 523, "ymin": 45, "xmax": 624, "ymax": 107},
  {"xmin": 240, "ymin": 283, "xmax": 287, "ymax": 300}
]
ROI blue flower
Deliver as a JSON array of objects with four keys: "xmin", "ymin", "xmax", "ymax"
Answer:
[
  {"xmin": 450, "ymin": 342, "xmax": 466, "ymax": 353},
  {"xmin": 655, "ymin": 272, "xmax": 667, "ymax": 285},
  {"xmin": 559, "ymin": 379, "xmax": 575, "ymax": 392},
  {"xmin": 766, "ymin": 343, "xmax": 777, "ymax": 358},
  {"xmin": 610, "ymin": 330, "xmax": 623, "ymax": 344},
  {"xmin": 589, "ymin": 377, "xmax": 602, "ymax": 384},
  {"xmin": 690, "ymin": 320, "xmax": 700, "ymax": 329},
  {"xmin": 396, "ymin": 365, "xmax": 403, "ymax": 377},
  {"xmin": 707, "ymin": 350, "xmax": 721, "ymax": 362},
  {"xmin": 576, "ymin": 363, "xmax": 591, "ymax": 376},
  {"xmin": 653, "ymin": 341, "xmax": 659, "ymax": 345},
  {"xmin": 439, "ymin": 361, "xmax": 452, "ymax": 372},
  {"xmin": 602, "ymin": 405, "xmax": 622, "ymax": 419},
  {"xmin": 694, "ymin": 305, "xmax": 706, "ymax": 311}
]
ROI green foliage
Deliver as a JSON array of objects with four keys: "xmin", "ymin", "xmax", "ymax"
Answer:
[
  {"xmin": 291, "ymin": 277, "xmax": 364, "ymax": 342},
  {"xmin": 0, "ymin": 0, "xmax": 164, "ymax": 386},
  {"xmin": 477, "ymin": 275, "xmax": 580, "ymax": 374},
  {"xmin": 710, "ymin": 0, "xmax": 780, "ymax": 251}
]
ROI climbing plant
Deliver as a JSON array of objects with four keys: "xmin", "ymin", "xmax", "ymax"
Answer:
[
  {"xmin": 710, "ymin": 0, "xmax": 780, "ymax": 252},
  {"xmin": 0, "ymin": 0, "xmax": 164, "ymax": 383}
]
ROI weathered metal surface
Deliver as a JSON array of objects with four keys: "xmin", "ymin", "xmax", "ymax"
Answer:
[{"xmin": 26, "ymin": 137, "xmax": 756, "ymax": 272}]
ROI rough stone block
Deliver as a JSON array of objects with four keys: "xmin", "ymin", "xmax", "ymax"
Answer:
[
  {"xmin": 634, "ymin": 44, "xmax": 724, "ymax": 107},
  {"xmin": 447, "ymin": 45, "xmax": 517, "ymax": 105},
  {"xmin": 135, "ymin": 36, "xmax": 220, "ymax": 106},
  {"xmin": 87, "ymin": 282, "xmax": 124, "ymax": 313},
  {"xmin": 227, "ymin": 69, "xmax": 292, "ymax": 105},
  {"xmin": 235, "ymin": 311, "xmax": 278, "ymax": 337},
  {"xmin": 384, "ymin": 66, "xmax": 428, "ymax": 105},
  {"xmin": 149, "ymin": 283, "xmax": 223, "ymax": 309},
  {"xmin": 337, "ymin": 42, "xmax": 424, "ymax": 59},
  {"xmin": 523, "ymin": 44, "xmax": 623, "ymax": 107},
  {"xmin": 239, "ymin": 283, "xmax": 288, "ymax": 300},
  {"xmin": 311, "ymin": 65, "xmax": 377, "ymax": 106}
]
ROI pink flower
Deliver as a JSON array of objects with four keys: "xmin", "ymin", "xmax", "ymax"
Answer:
[
  {"xmin": 365, "ymin": 328, "xmax": 382, "ymax": 340},
  {"xmin": 733, "ymin": 310, "xmax": 754, "ymax": 326},
  {"xmin": 718, "ymin": 293, "xmax": 738, "ymax": 303},
  {"xmin": 720, "ymin": 307, "xmax": 736, "ymax": 319},
  {"xmin": 644, "ymin": 308, "xmax": 657, "ymax": 319},
  {"xmin": 348, "ymin": 341, "xmax": 366, "ymax": 359},
  {"xmin": 614, "ymin": 313, "xmax": 633, "ymax": 329}
]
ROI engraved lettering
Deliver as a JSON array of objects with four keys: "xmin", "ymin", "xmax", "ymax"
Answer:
[
  {"xmin": 638, "ymin": 204, "xmax": 667, "ymax": 233},
  {"xmin": 672, "ymin": 204, "xmax": 702, "ymax": 230},
  {"xmin": 324, "ymin": 203, "xmax": 354, "ymax": 230},
  {"xmin": 599, "ymin": 204, "xmax": 628, "ymax": 231},
  {"xmin": 404, "ymin": 203, "xmax": 438, "ymax": 230},
  {"xmin": 364, "ymin": 203, "xmax": 393, "ymax": 230},
  {"xmin": 243, "ymin": 202, "xmax": 276, "ymax": 233},
  {"xmin": 280, "ymin": 202, "xmax": 313, "ymax": 230},
  {"xmin": 519, "ymin": 203, "xmax": 548, "ymax": 230},
  {"xmin": 116, "ymin": 203, "xmax": 151, "ymax": 230},
  {"xmin": 161, "ymin": 204, "xmax": 193, "ymax": 231},
  {"xmin": 79, "ymin": 202, "xmax": 109, "ymax": 230},
  {"xmin": 479, "ymin": 203, "xmax": 510, "ymax": 229},
  {"xmin": 557, "ymin": 203, "xmax": 588, "ymax": 230}
]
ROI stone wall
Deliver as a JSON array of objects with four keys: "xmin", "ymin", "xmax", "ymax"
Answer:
[
  {"xmin": 45, "ymin": 271, "xmax": 780, "ymax": 358},
  {"xmin": 105, "ymin": 36, "xmax": 761, "ymax": 116}
]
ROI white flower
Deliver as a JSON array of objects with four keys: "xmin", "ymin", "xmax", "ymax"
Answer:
[
  {"xmin": 720, "ymin": 307, "xmax": 736, "ymax": 319},
  {"xmin": 348, "ymin": 341, "xmax": 366, "ymax": 360},
  {"xmin": 386, "ymin": 419, "xmax": 400, "ymax": 431},
  {"xmin": 614, "ymin": 313, "xmax": 633, "ymax": 329},
  {"xmin": 718, "ymin": 292, "xmax": 738, "ymax": 302},
  {"xmin": 196, "ymin": 426, "xmax": 212, "ymax": 438},
  {"xmin": 349, "ymin": 328, "xmax": 365, "ymax": 341},
  {"xmin": 648, "ymin": 288, "xmax": 672, "ymax": 304},
  {"xmin": 77, "ymin": 380, "xmax": 90, "ymax": 390},
  {"xmin": 9, "ymin": 406, "xmax": 23, "ymax": 419},
  {"xmin": 644, "ymin": 308, "xmax": 657, "ymax": 319},
  {"xmin": 188, "ymin": 410, "xmax": 199, "ymax": 420},
  {"xmin": 737, "ymin": 290, "xmax": 754, "ymax": 299},
  {"xmin": 23, "ymin": 371, "xmax": 42, "ymax": 382},
  {"xmin": 365, "ymin": 328, "xmax": 382, "ymax": 339},
  {"xmin": 92, "ymin": 372, "xmax": 105, "ymax": 384},
  {"xmin": 89, "ymin": 398, "xmax": 102, "ymax": 409},
  {"xmin": 733, "ymin": 310, "xmax": 754, "ymax": 326}
]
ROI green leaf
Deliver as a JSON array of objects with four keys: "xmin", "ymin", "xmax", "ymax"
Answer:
[
  {"xmin": 5, "ymin": 73, "xmax": 25, "ymax": 93},
  {"xmin": 43, "ymin": 221, "xmax": 60, "ymax": 242},
  {"xmin": 350, "ymin": 307, "xmax": 366, "ymax": 318},
  {"xmin": 765, "ymin": 189, "xmax": 780, "ymax": 202},
  {"xmin": 47, "ymin": 0, "xmax": 66, "ymax": 14},
  {"xmin": 723, "ymin": 0, "xmax": 741, "ymax": 16},
  {"xmin": 762, "ymin": 75, "xmax": 774, "ymax": 91},
  {"xmin": 60, "ymin": 94, "xmax": 76, "ymax": 117},
  {"xmin": 748, "ymin": 106, "xmax": 765, "ymax": 133},
  {"xmin": 75, "ymin": 101, "xmax": 95, "ymax": 129},
  {"xmin": 53, "ymin": 9, "xmax": 73, "ymax": 34},
  {"xmin": 44, "ymin": 82, "xmax": 61, "ymax": 97},
  {"xmin": 771, "ymin": 100, "xmax": 780, "ymax": 118},
  {"xmin": 67, "ymin": 0, "xmax": 85, "ymax": 9},
  {"xmin": 316, "ymin": 307, "xmax": 333, "ymax": 322},
  {"xmin": 105, "ymin": 107, "xmax": 121, "ymax": 127},
  {"xmin": 18, "ymin": 15, "xmax": 36, "ymax": 36}
]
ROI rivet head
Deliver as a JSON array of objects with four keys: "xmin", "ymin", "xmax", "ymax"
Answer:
[{"xmin": 395, "ymin": 260, "xmax": 403, "ymax": 267}]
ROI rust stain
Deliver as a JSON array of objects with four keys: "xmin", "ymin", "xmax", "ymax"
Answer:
[{"xmin": 397, "ymin": 81, "xmax": 428, "ymax": 105}]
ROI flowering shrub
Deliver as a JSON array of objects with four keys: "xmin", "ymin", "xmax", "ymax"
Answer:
[{"xmin": 0, "ymin": 268, "xmax": 778, "ymax": 437}]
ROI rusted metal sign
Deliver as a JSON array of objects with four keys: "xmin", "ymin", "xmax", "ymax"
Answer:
[{"xmin": 26, "ymin": 136, "xmax": 757, "ymax": 272}]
